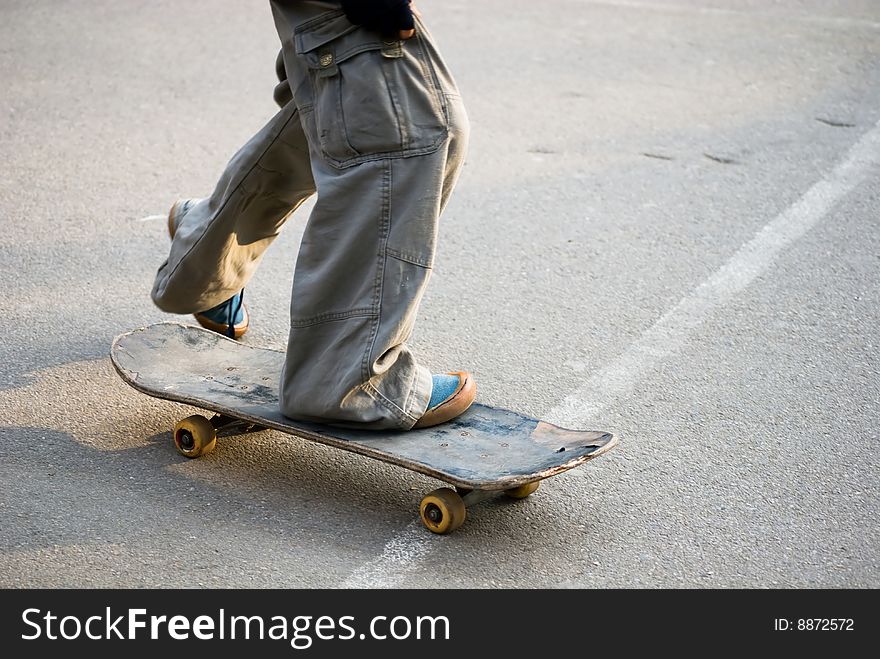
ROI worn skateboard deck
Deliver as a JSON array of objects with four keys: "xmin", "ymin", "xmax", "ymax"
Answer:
[{"xmin": 111, "ymin": 322, "xmax": 617, "ymax": 533}]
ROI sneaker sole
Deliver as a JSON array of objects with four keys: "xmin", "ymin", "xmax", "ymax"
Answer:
[
  {"xmin": 413, "ymin": 372, "xmax": 477, "ymax": 429},
  {"xmin": 194, "ymin": 308, "xmax": 250, "ymax": 340}
]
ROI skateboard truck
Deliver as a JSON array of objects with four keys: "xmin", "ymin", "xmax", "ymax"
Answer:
[
  {"xmin": 173, "ymin": 413, "xmax": 265, "ymax": 458},
  {"xmin": 416, "ymin": 483, "xmax": 543, "ymax": 534}
]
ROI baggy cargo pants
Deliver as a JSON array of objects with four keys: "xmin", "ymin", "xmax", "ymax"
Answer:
[{"xmin": 150, "ymin": 1, "xmax": 469, "ymax": 429}]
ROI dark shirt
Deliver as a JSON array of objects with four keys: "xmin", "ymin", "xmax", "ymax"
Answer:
[{"xmin": 340, "ymin": 0, "xmax": 414, "ymax": 34}]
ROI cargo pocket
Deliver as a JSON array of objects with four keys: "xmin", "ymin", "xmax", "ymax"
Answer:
[{"xmin": 294, "ymin": 11, "xmax": 448, "ymax": 168}]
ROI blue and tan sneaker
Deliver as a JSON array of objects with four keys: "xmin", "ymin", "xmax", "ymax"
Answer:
[
  {"xmin": 167, "ymin": 199, "xmax": 250, "ymax": 339},
  {"xmin": 413, "ymin": 372, "xmax": 477, "ymax": 429},
  {"xmin": 193, "ymin": 291, "xmax": 249, "ymax": 340}
]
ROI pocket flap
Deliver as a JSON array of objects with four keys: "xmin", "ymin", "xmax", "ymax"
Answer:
[
  {"xmin": 295, "ymin": 12, "xmax": 359, "ymax": 55},
  {"xmin": 295, "ymin": 11, "xmax": 402, "ymax": 71}
]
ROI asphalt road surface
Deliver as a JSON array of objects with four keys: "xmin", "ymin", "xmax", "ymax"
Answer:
[{"xmin": 1, "ymin": 0, "xmax": 878, "ymax": 588}]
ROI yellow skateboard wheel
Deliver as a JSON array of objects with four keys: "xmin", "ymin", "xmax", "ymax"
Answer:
[
  {"xmin": 419, "ymin": 488, "xmax": 466, "ymax": 534},
  {"xmin": 504, "ymin": 481, "xmax": 540, "ymax": 499},
  {"xmin": 173, "ymin": 415, "xmax": 217, "ymax": 458}
]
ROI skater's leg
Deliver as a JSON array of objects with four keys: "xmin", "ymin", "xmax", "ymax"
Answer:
[
  {"xmin": 151, "ymin": 100, "xmax": 315, "ymax": 317},
  {"xmin": 271, "ymin": 3, "xmax": 471, "ymax": 429}
]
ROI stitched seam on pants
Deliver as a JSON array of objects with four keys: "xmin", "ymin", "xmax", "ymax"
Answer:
[
  {"xmin": 360, "ymin": 160, "xmax": 419, "ymax": 428},
  {"xmin": 290, "ymin": 308, "xmax": 376, "ymax": 328},
  {"xmin": 363, "ymin": 380, "xmax": 416, "ymax": 426},
  {"xmin": 412, "ymin": 30, "xmax": 448, "ymax": 129},
  {"xmin": 252, "ymin": 162, "xmax": 299, "ymax": 177},
  {"xmin": 402, "ymin": 363, "xmax": 420, "ymax": 420},
  {"xmin": 293, "ymin": 8, "xmax": 346, "ymax": 38},
  {"xmin": 380, "ymin": 54, "xmax": 407, "ymax": 149},
  {"xmin": 156, "ymin": 106, "xmax": 303, "ymax": 293},
  {"xmin": 385, "ymin": 247, "xmax": 433, "ymax": 268},
  {"xmin": 361, "ymin": 160, "xmax": 392, "ymax": 384},
  {"xmin": 325, "ymin": 136, "xmax": 448, "ymax": 170}
]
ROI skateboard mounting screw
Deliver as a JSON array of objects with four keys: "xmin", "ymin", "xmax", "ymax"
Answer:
[
  {"xmin": 176, "ymin": 430, "xmax": 195, "ymax": 451},
  {"xmin": 424, "ymin": 503, "xmax": 442, "ymax": 524}
]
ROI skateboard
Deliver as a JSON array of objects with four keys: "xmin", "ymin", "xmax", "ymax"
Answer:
[{"xmin": 110, "ymin": 322, "xmax": 618, "ymax": 534}]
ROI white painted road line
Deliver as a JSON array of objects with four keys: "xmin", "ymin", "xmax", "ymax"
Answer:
[
  {"xmin": 340, "ymin": 120, "xmax": 880, "ymax": 587},
  {"xmin": 340, "ymin": 521, "xmax": 434, "ymax": 588},
  {"xmin": 547, "ymin": 118, "xmax": 880, "ymax": 429}
]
